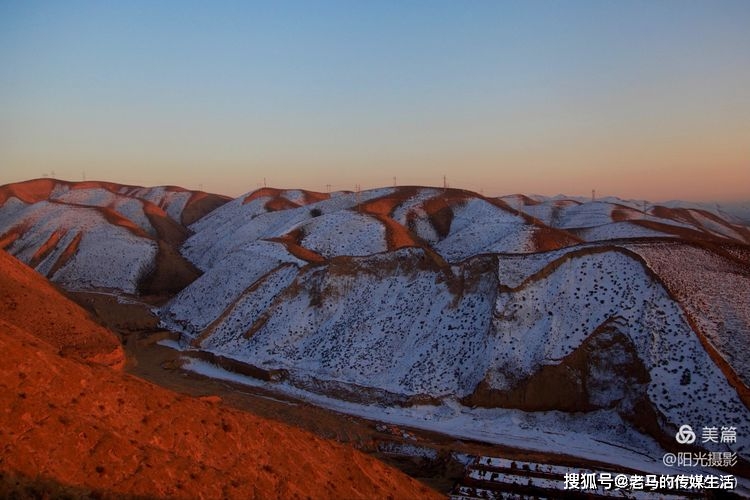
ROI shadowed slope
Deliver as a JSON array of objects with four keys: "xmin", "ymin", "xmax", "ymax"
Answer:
[
  {"xmin": 181, "ymin": 190, "xmax": 233, "ymax": 226},
  {"xmin": 357, "ymin": 187, "xmax": 423, "ymax": 250}
]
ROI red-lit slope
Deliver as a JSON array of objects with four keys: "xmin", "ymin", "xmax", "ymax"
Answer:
[{"xmin": 0, "ymin": 250, "xmax": 123, "ymax": 368}]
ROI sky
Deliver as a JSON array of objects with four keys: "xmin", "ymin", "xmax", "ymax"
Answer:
[{"xmin": 1, "ymin": 0, "xmax": 749, "ymax": 201}]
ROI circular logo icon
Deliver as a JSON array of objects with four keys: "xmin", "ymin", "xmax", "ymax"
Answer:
[{"xmin": 675, "ymin": 424, "xmax": 696, "ymax": 444}]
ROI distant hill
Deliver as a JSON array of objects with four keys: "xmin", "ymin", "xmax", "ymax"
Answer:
[{"xmin": 0, "ymin": 178, "xmax": 231, "ymax": 295}]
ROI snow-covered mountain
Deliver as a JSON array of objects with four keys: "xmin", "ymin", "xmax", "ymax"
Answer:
[
  {"xmin": 500, "ymin": 194, "xmax": 750, "ymax": 243},
  {"xmin": 152, "ymin": 186, "xmax": 750, "ymax": 458},
  {"xmin": 0, "ymin": 178, "xmax": 230, "ymax": 294},
  {"xmin": 2, "ymin": 180, "xmax": 748, "ymax": 462}
]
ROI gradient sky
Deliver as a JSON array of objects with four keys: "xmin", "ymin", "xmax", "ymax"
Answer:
[{"xmin": 1, "ymin": 1, "xmax": 749, "ymax": 201}]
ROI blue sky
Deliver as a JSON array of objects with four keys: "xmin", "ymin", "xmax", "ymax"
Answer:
[{"xmin": 1, "ymin": 1, "xmax": 749, "ymax": 200}]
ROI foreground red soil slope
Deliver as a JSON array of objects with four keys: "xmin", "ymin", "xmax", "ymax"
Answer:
[
  {"xmin": 0, "ymin": 250, "xmax": 124, "ymax": 369},
  {"xmin": 0, "ymin": 251, "xmax": 441, "ymax": 499}
]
